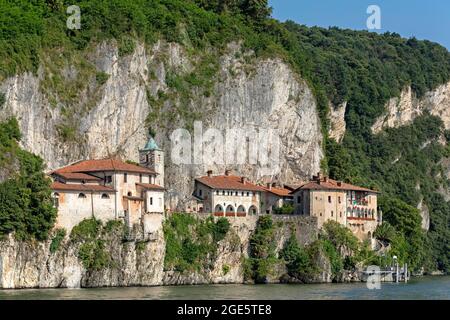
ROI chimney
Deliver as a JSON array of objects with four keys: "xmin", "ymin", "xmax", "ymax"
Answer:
[
  {"xmin": 225, "ymin": 169, "xmax": 231, "ymax": 176},
  {"xmin": 266, "ymin": 183, "xmax": 272, "ymax": 190},
  {"xmin": 241, "ymin": 176, "xmax": 246, "ymax": 184},
  {"xmin": 314, "ymin": 172, "xmax": 322, "ymax": 182},
  {"xmin": 207, "ymin": 170, "xmax": 213, "ymax": 177}
]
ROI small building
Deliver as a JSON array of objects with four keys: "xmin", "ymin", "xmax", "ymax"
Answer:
[
  {"xmin": 50, "ymin": 138, "xmax": 165, "ymax": 231},
  {"xmin": 193, "ymin": 170, "xmax": 263, "ymax": 217},
  {"xmin": 290, "ymin": 173, "xmax": 381, "ymax": 241},
  {"xmin": 261, "ymin": 183, "xmax": 294, "ymax": 214}
]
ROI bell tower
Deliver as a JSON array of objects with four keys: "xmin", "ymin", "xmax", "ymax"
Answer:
[{"xmin": 139, "ymin": 136, "xmax": 164, "ymax": 187}]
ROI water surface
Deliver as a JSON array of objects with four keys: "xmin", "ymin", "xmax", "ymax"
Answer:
[{"xmin": 0, "ymin": 276, "xmax": 448, "ymax": 300}]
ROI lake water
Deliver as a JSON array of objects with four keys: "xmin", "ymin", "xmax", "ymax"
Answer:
[{"xmin": 0, "ymin": 276, "xmax": 448, "ymax": 300}]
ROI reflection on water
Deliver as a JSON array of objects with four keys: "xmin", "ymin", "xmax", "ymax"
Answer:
[{"xmin": 0, "ymin": 276, "xmax": 449, "ymax": 300}]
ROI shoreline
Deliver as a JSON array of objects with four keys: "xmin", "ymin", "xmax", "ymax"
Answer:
[{"xmin": 1, "ymin": 274, "xmax": 447, "ymax": 291}]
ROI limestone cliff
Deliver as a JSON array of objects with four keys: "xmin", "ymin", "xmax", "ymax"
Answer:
[
  {"xmin": 0, "ymin": 215, "xmax": 323, "ymax": 289},
  {"xmin": 328, "ymin": 101, "xmax": 347, "ymax": 143},
  {"xmin": 370, "ymin": 82, "xmax": 450, "ymax": 230},
  {"xmin": 372, "ymin": 81, "xmax": 450, "ymax": 133},
  {"xmin": 0, "ymin": 41, "xmax": 323, "ymax": 209}
]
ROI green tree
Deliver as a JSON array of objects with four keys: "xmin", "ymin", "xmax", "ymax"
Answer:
[{"xmin": 0, "ymin": 118, "xmax": 56, "ymax": 240}]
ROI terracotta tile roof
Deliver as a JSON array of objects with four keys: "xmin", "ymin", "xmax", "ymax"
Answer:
[
  {"xmin": 136, "ymin": 183, "xmax": 165, "ymax": 191},
  {"xmin": 263, "ymin": 186, "xmax": 293, "ymax": 197},
  {"xmin": 54, "ymin": 158, "xmax": 156, "ymax": 175},
  {"xmin": 123, "ymin": 195, "xmax": 144, "ymax": 201},
  {"xmin": 195, "ymin": 175, "xmax": 264, "ymax": 192},
  {"xmin": 51, "ymin": 182, "xmax": 115, "ymax": 193},
  {"xmin": 53, "ymin": 172, "xmax": 101, "ymax": 181},
  {"xmin": 284, "ymin": 183, "xmax": 306, "ymax": 191},
  {"xmin": 291, "ymin": 178, "xmax": 379, "ymax": 193}
]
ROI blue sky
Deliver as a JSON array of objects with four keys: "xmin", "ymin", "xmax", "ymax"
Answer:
[{"xmin": 269, "ymin": 0, "xmax": 450, "ymax": 50}]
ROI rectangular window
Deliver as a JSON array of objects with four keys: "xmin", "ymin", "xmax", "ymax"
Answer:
[
  {"xmin": 297, "ymin": 196, "xmax": 301, "ymax": 204},
  {"xmin": 124, "ymin": 173, "xmax": 127, "ymax": 183},
  {"xmin": 247, "ymin": 192, "xmax": 249, "ymax": 196},
  {"xmin": 199, "ymin": 189, "xmax": 202, "ymax": 197},
  {"xmin": 331, "ymin": 211, "xmax": 334, "ymax": 217},
  {"xmin": 139, "ymin": 174, "xmax": 142, "ymax": 183},
  {"xmin": 328, "ymin": 196, "xmax": 332, "ymax": 203},
  {"xmin": 338, "ymin": 196, "xmax": 341, "ymax": 204},
  {"xmin": 150, "ymin": 197, "xmax": 153, "ymax": 205}
]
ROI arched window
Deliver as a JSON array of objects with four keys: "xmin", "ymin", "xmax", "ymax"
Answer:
[
  {"xmin": 78, "ymin": 193, "xmax": 86, "ymax": 198},
  {"xmin": 101, "ymin": 193, "xmax": 110, "ymax": 199},
  {"xmin": 248, "ymin": 205, "xmax": 258, "ymax": 215},
  {"xmin": 214, "ymin": 204, "xmax": 224, "ymax": 214},
  {"xmin": 226, "ymin": 205, "xmax": 235, "ymax": 216}
]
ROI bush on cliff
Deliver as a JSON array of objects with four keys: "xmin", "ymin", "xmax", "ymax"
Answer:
[
  {"xmin": 50, "ymin": 228, "xmax": 66, "ymax": 253},
  {"xmin": 247, "ymin": 216, "xmax": 279, "ymax": 282},
  {"xmin": 70, "ymin": 218, "xmax": 113, "ymax": 271},
  {"xmin": 280, "ymin": 235, "xmax": 317, "ymax": 281},
  {"xmin": 163, "ymin": 213, "xmax": 231, "ymax": 272},
  {"xmin": 273, "ymin": 204, "xmax": 295, "ymax": 215},
  {"xmin": 378, "ymin": 197, "xmax": 427, "ymax": 271},
  {"xmin": 70, "ymin": 218, "xmax": 102, "ymax": 242}
]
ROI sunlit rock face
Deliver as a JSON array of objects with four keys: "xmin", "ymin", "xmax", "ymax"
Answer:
[{"xmin": 0, "ymin": 41, "xmax": 323, "ymax": 209}]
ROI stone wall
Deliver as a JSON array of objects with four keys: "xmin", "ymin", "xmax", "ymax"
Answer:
[
  {"xmin": 0, "ymin": 213, "xmax": 323, "ymax": 289},
  {"xmin": 55, "ymin": 191, "xmax": 116, "ymax": 231},
  {"xmin": 271, "ymin": 215, "xmax": 318, "ymax": 247}
]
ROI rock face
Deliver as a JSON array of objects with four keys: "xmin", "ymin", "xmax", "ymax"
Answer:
[
  {"xmin": 372, "ymin": 81, "xmax": 450, "ymax": 133},
  {"xmin": 0, "ymin": 41, "xmax": 323, "ymax": 209},
  {"xmin": 0, "ymin": 215, "xmax": 323, "ymax": 289},
  {"xmin": 328, "ymin": 101, "xmax": 347, "ymax": 143},
  {"xmin": 371, "ymin": 82, "xmax": 450, "ymax": 227},
  {"xmin": 417, "ymin": 199, "xmax": 430, "ymax": 231}
]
